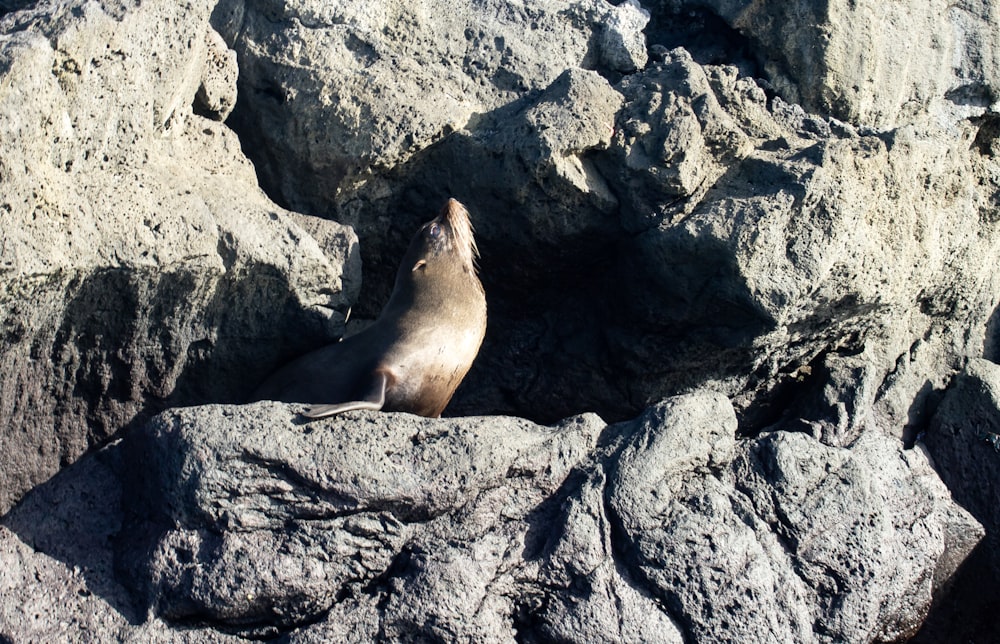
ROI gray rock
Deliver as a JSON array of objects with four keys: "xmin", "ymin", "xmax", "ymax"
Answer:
[
  {"xmin": 732, "ymin": 432, "xmax": 981, "ymax": 642},
  {"xmin": 408, "ymin": 67, "xmax": 625, "ymax": 270},
  {"xmin": 608, "ymin": 394, "xmax": 982, "ymax": 643},
  {"xmin": 656, "ymin": 0, "xmax": 1000, "ymax": 128},
  {"xmin": 532, "ymin": 468, "xmax": 685, "ymax": 643},
  {"xmin": 925, "ymin": 358, "xmax": 1000, "ymax": 578},
  {"xmin": 599, "ymin": 0, "xmax": 650, "ymax": 74},
  {"xmin": 201, "ymin": 0, "xmax": 1000, "ymax": 440},
  {"xmin": 226, "ymin": 0, "xmax": 644, "ymax": 217},
  {"xmin": 1, "ymin": 391, "xmax": 983, "ymax": 641},
  {"xmin": 0, "ymin": 0, "xmax": 998, "ymax": 639},
  {"xmin": 195, "ymin": 28, "xmax": 239, "ymax": 121},
  {"xmin": 0, "ymin": 0, "xmax": 359, "ymax": 514},
  {"xmin": 101, "ymin": 393, "xmax": 979, "ymax": 641},
  {"xmin": 0, "ymin": 442, "xmax": 241, "ymax": 642},
  {"xmin": 121, "ymin": 402, "xmax": 605, "ymax": 632},
  {"xmin": 602, "ymin": 48, "xmax": 753, "ymax": 227},
  {"xmin": 608, "ymin": 73, "xmax": 1000, "ymax": 440}
]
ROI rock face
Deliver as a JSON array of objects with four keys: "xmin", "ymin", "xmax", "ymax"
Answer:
[
  {"xmin": 1, "ymin": 0, "xmax": 998, "ymax": 640},
  {"xmin": 0, "ymin": 0, "xmax": 359, "ymax": 514},
  {"xmin": 4, "ymin": 394, "xmax": 979, "ymax": 641},
  {"xmin": 927, "ymin": 359, "xmax": 1000, "ymax": 573},
  {"xmin": 919, "ymin": 358, "xmax": 1000, "ymax": 641},
  {"xmin": 212, "ymin": 0, "xmax": 1000, "ymax": 429},
  {"xmin": 648, "ymin": 0, "xmax": 1000, "ymax": 129}
]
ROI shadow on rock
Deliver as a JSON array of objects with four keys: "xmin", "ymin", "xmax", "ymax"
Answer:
[
  {"xmin": 919, "ymin": 358, "xmax": 1000, "ymax": 643},
  {"xmin": 984, "ymin": 302, "xmax": 1000, "ymax": 363},
  {"xmin": 1, "ymin": 440, "xmax": 144, "ymax": 625}
]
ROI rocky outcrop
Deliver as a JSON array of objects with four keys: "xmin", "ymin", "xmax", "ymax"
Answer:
[
  {"xmin": 213, "ymin": 0, "xmax": 1000, "ymax": 430},
  {"xmin": 5, "ymin": 394, "xmax": 979, "ymax": 641},
  {"xmin": 1, "ymin": 0, "xmax": 999, "ymax": 639},
  {"xmin": 648, "ymin": 0, "xmax": 1000, "ymax": 129},
  {"xmin": 0, "ymin": 0, "xmax": 359, "ymax": 514}
]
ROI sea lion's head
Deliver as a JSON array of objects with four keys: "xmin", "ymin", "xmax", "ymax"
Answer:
[{"xmin": 407, "ymin": 198, "xmax": 480, "ymax": 278}]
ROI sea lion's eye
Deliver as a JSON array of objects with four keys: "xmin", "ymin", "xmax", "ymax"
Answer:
[{"xmin": 428, "ymin": 223, "xmax": 441, "ymax": 238}]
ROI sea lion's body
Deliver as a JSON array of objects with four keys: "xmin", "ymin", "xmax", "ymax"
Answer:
[{"xmin": 255, "ymin": 198, "xmax": 486, "ymax": 419}]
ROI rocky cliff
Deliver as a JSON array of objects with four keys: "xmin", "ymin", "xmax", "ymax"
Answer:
[{"xmin": 1, "ymin": 0, "xmax": 998, "ymax": 641}]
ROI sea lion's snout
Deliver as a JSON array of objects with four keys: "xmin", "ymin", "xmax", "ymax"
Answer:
[
  {"xmin": 436, "ymin": 198, "xmax": 478, "ymax": 270},
  {"xmin": 441, "ymin": 197, "xmax": 466, "ymax": 223}
]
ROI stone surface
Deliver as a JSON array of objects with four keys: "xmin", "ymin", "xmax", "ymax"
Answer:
[
  {"xmin": 7, "ymin": 394, "xmax": 980, "ymax": 641},
  {"xmin": 208, "ymin": 0, "xmax": 1000, "ymax": 436},
  {"xmin": 119, "ymin": 402, "xmax": 605, "ymax": 634},
  {"xmin": 0, "ymin": 0, "xmax": 998, "ymax": 639},
  {"xmin": 0, "ymin": 0, "xmax": 359, "ymax": 514},
  {"xmin": 925, "ymin": 358, "xmax": 1000, "ymax": 578},
  {"xmin": 651, "ymin": 0, "xmax": 1000, "ymax": 129},
  {"xmin": 911, "ymin": 358, "xmax": 1000, "ymax": 643},
  {"xmin": 195, "ymin": 27, "xmax": 239, "ymax": 121},
  {"xmin": 608, "ymin": 395, "xmax": 980, "ymax": 643},
  {"xmin": 0, "ymin": 442, "xmax": 241, "ymax": 642}
]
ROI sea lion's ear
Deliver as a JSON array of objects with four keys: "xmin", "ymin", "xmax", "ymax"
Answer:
[{"xmin": 411, "ymin": 259, "xmax": 427, "ymax": 272}]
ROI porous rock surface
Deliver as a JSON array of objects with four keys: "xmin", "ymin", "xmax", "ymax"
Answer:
[
  {"xmin": 1, "ymin": 0, "xmax": 999, "ymax": 640},
  {"xmin": 0, "ymin": 0, "xmax": 359, "ymax": 515},
  {"xmin": 5, "ymin": 394, "xmax": 980, "ymax": 641},
  {"xmin": 926, "ymin": 359, "xmax": 1000, "ymax": 574}
]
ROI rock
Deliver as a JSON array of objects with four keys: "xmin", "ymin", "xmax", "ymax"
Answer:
[
  {"xmin": 599, "ymin": 0, "xmax": 650, "ymax": 74},
  {"xmin": 0, "ymin": 0, "xmax": 998, "ymax": 638},
  {"xmin": 442, "ymin": 47, "xmax": 999, "ymax": 431},
  {"xmin": 405, "ymin": 67, "xmax": 625, "ymax": 275},
  {"xmin": 608, "ymin": 394, "xmax": 982, "ymax": 643},
  {"xmin": 222, "ymin": 0, "xmax": 647, "ymax": 318},
  {"xmin": 652, "ymin": 0, "xmax": 1000, "ymax": 128},
  {"xmin": 119, "ymin": 402, "xmax": 605, "ymax": 632},
  {"xmin": 601, "ymin": 49, "xmax": 753, "ymax": 228},
  {"xmin": 195, "ymin": 28, "xmax": 238, "ymax": 121},
  {"xmin": 225, "ymin": 0, "xmax": 647, "ymax": 217},
  {"xmin": 775, "ymin": 350, "xmax": 880, "ymax": 447},
  {"xmin": 529, "ymin": 469, "xmax": 686, "ymax": 643},
  {"xmin": 925, "ymin": 358, "xmax": 1000, "ymax": 577},
  {"xmin": 0, "ymin": 442, "xmax": 244, "ymax": 642},
  {"xmin": 736, "ymin": 432, "xmax": 980, "ymax": 642},
  {"xmin": 207, "ymin": 0, "xmax": 1000, "ymax": 436},
  {"xmin": 1, "ymin": 391, "xmax": 982, "ymax": 641},
  {"xmin": 0, "ymin": 0, "xmax": 359, "ymax": 514},
  {"xmin": 100, "ymin": 392, "xmax": 978, "ymax": 640}
]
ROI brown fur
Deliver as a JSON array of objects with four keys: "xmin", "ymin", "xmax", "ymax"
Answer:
[{"xmin": 254, "ymin": 199, "xmax": 487, "ymax": 419}]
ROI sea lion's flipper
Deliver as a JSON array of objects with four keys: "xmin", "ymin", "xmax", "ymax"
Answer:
[{"xmin": 299, "ymin": 371, "xmax": 388, "ymax": 420}]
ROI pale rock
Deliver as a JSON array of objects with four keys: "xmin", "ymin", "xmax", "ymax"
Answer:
[{"xmin": 0, "ymin": 0, "xmax": 359, "ymax": 514}]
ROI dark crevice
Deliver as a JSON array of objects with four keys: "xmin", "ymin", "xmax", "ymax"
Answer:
[
  {"xmin": 737, "ymin": 344, "xmax": 847, "ymax": 437},
  {"xmin": 972, "ymin": 112, "xmax": 1000, "ymax": 157},
  {"xmin": 0, "ymin": 0, "xmax": 35, "ymax": 17},
  {"xmin": 597, "ymin": 445, "xmax": 695, "ymax": 644},
  {"xmin": 985, "ymin": 303, "xmax": 1000, "ymax": 362},
  {"xmin": 511, "ymin": 591, "xmax": 550, "ymax": 644},
  {"xmin": 644, "ymin": 4, "xmax": 761, "ymax": 77}
]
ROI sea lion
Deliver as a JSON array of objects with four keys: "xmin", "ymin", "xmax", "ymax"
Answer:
[{"xmin": 255, "ymin": 198, "xmax": 487, "ymax": 419}]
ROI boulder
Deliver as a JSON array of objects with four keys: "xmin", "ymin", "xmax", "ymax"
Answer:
[
  {"xmin": 0, "ymin": 0, "xmax": 359, "ymax": 514},
  {"xmin": 925, "ymin": 358, "xmax": 1000, "ymax": 577},
  {"xmin": 649, "ymin": 0, "xmax": 1000, "ymax": 128},
  {"xmin": 118, "ymin": 402, "xmax": 606, "ymax": 636},
  {"xmin": 104, "ymin": 394, "xmax": 978, "ymax": 640},
  {"xmin": 608, "ymin": 395, "xmax": 981, "ymax": 642}
]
